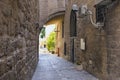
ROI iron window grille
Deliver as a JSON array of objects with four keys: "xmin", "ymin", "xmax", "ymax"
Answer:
[{"xmin": 96, "ymin": 5, "xmax": 106, "ymax": 23}]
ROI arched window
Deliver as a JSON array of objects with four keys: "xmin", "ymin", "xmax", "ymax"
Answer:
[{"xmin": 70, "ymin": 10, "xmax": 77, "ymax": 37}]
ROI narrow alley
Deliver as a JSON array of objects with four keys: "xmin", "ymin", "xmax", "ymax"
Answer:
[
  {"xmin": 32, "ymin": 53, "xmax": 98, "ymax": 80},
  {"xmin": 0, "ymin": 0, "xmax": 120, "ymax": 80}
]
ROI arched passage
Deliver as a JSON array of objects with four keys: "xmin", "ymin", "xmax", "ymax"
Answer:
[
  {"xmin": 41, "ymin": 11, "xmax": 65, "ymax": 27},
  {"xmin": 39, "ymin": 11, "xmax": 65, "ymax": 57}
]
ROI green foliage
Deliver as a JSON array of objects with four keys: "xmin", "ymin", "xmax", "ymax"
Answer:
[
  {"xmin": 46, "ymin": 32, "xmax": 56, "ymax": 51},
  {"xmin": 40, "ymin": 27, "xmax": 45, "ymax": 38}
]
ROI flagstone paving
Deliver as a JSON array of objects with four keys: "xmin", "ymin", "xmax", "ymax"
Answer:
[{"xmin": 32, "ymin": 53, "xmax": 99, "ymax": 80}]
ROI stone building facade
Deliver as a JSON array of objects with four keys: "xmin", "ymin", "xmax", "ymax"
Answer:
[
  {"xmin": 39, "ymin": 0, "xmax": 65, "ymax": 27},
  {"xmin": 0, "ymin": 0, "xmax": 39, "ymax": 80},
  {"xmin": 63, "ymin": 0, "xmax": 120, "ymax": 80}
]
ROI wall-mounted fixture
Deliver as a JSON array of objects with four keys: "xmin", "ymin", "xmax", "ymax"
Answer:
[
  {"xmin": 71, "ymin": 3, "xmax": 104, "ymax": 28},
  {"xmin": 79, "ymin": 4, "xmax": 88, "ymax": 18},
  {"xmin": 79, "ymin": 4, "xmax": 104, "ymax": 28},
  {"xmin": 80, "ymin": 38, "xmax": 85, "ymax": 50},
  {"xmin": 72, "ymin": 4, "xmax": 79, "ymax": 11},
  {"xmin": 54, "ymin": 27, "xmax": 60, "ymax": 32},
  {"xmin": 71, "ymin": 0, "xmax": 114, "ymax": 29}
]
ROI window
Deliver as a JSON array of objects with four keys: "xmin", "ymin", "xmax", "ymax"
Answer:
[
  {"xmin": 95, "ymin": 0, "xmax": 116, "ymax": 23},
  {"xmin": 96, "ymin": 5, "xmax": 106, "ymax": 23},
  {"xmin": 70, "ymin": 10, "xmax": 77, "ymax": 37},
  {"xmin": 64, "ymin": 42, "xmax": 66, "ymax": 55},
  {"xmin": 62, "ymin": 21, "xmax": 64, "ymax": 38}
]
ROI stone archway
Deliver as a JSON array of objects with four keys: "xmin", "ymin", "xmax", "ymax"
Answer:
[
  {"xmin": 39, "ymin": 11, "xmax": 65, "ymax": 57},
  {"xmin": 39, "ymin": 11, "xmax": 65, "ymax": 28}
]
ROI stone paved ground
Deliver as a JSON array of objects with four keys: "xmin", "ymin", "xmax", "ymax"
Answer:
[{"xmin": 32, "ymin": 53, "xmax": 99, "ymax": 80}]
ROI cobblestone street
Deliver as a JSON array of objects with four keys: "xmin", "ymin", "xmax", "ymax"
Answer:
[{"xmin": 32, "ymin": 53, "xmax": 98, "ymax": 80}]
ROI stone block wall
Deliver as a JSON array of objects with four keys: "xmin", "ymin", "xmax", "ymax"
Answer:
[
  {"xmin": 105, "ymin": 1, "xmax": 120, "ymax": 80},
  {"xmin": 0, "ymin": 0, "xmax": 39, "ymax": 80},
  {"xmin": 64, "ymin": 0, "xmax": 120, "ymax": 80},
  {"xmin": 64, "ymin": 1, "xmax": 107, "ymax": 79},
  {"xmin": 39, "ymin": 0, "xmax": 65, "ymax": 27}
]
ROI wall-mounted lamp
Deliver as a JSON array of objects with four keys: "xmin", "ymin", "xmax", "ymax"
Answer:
[{"xmin": 72, "ymin": 4, "xmax": 79, "ymax": 11}]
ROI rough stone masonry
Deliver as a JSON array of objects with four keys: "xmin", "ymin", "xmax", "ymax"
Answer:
[
  {"xmin": 64, "ymin": 0, "xmax": 120, "ymax": 80},
  {"xmin": 0, "ymin": 0, "xmax": 39, "ymax": 80}
]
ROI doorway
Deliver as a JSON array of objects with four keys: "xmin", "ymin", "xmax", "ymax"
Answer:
[
  {"xmin": 69, "ymin": 10, "xmax": 77, "ymax": 63},
  {"xmin": 70, "ymin": 39, "xmax": 75, "ymax": 63}
]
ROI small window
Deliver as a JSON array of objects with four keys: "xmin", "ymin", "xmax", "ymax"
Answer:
[
  {"xmin": 96, "ymin": 5, "xmax": 106, "ymax": 23},
  {"xmin": 64, "ymin": 42, "xmax": 66, "ymax": 55},
  {"xmin": 62, "ymin": 21, "xmax": 64, "ymax": 38}
]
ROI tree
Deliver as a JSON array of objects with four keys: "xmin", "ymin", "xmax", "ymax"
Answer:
[
  {"xmin": 40, "ymin": 27, "xmax": 45, "ymax": 38},
  {"xmin": 46, "ymin": 32, "xmax": 56, "ymax": 52}
]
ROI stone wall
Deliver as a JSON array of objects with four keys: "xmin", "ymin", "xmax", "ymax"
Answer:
[
  {"xmin": 105, "ymin": 1, "xmax": 120, "ymax": 80},
  {"xmin": 64, "ymin": 1, "xmax": 107, "ymax": 79},
  {"xmin": 64, "ymin": 0, "xmax": 120, "ymax": 80},
  {"xmin": 39, "ymin": 0, "xmax": 65, "ymax": 27},
  {"xmin": 0, "ymin": 0, "xmax": 39, "ymax": 80}
]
